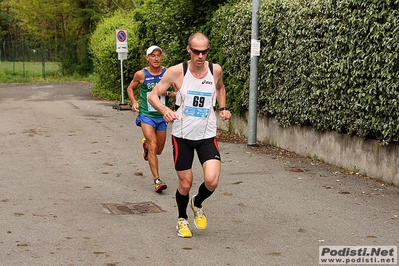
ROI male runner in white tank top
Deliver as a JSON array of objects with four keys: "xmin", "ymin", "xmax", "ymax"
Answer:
[{"xmin": 149, "ymin": 32, "xmax": 231, "ymax": 238}]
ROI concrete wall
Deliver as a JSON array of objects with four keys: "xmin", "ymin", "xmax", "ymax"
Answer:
[{"xmin": 218, "ymin": 113, "xmax": 399, "ymax": 186}]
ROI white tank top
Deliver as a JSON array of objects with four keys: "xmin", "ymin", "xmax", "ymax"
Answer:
[{"xmin": 172, "ymin": 64, "xmax": 217, "ymax": 140}]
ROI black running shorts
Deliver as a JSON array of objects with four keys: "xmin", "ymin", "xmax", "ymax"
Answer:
[{"xmin": 171, "ymin": 136, "xmax": 221, "ymax": 171}]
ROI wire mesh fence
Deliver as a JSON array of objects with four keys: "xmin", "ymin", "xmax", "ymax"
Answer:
[{"xmin": 0, "ymin": 41, "xmax": 92, "ymax": 78}]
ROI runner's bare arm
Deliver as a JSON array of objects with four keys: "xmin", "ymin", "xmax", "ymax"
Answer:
[
  {"xmin": 149, "ymin": 65, "xmax": 181, "ymax": 122},
  {"xmin": 214, "ymin": 64, "xmax": 231, "ymax": 121},
  {"xmin": 127, "ymin": 70, "xmax": 144, "ymax": 112}
]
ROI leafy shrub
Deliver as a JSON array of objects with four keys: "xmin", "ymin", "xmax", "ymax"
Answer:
[
  {"xmin": 134, "ymin": 0, "xmax": 233, "ymax": 67},
  {"xmin": 89, "ymin": 11, "xmax": 141, "ymax": 100},
  {"xmin": 89, "ymin": 0, "xmax": 399, "ymax": 145},
  {"xmin": 89, "ymin": 0, "xmax": 233, "ymax": 100},
  {"xmin": 211, "ymin": 0, "xmax": 399, "ymax": 145},
  {"xmin": 210, "ymin": 1, "xmax": 252, "ymax": 115}
]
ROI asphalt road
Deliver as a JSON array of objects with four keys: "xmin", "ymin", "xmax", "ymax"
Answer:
[{"xmin": 0, "ymin": 82, "xmax": 398, "ymax": 266}]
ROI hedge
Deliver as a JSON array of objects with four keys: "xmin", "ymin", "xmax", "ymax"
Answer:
[
  {"xmin": 211, "ymin": 0, "xmax": 399, "ymax": 145},
  {"xmin": 89, "ymin": 11, "xmax": 141, "ymax": 99},
  {"xmin": 89, "ymin": 0, "xmax": 232, "ymax": 100},
  {"xmin": 90, "ymin": 0, "xmax": 399, "ymax": 145}
]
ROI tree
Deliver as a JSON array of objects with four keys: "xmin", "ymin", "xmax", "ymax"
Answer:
[
  {"xmin": 134, "ymin": 0, "xmax": 236, "ymax": 66},
  {"xmin": 0, "ymin": 0, "xmax": 17, "ymax": 41}
]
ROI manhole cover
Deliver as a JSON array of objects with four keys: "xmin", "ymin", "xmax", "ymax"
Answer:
[{"xmin": 102, "ymin": 202, "xmax": 164, "ymax": 215}]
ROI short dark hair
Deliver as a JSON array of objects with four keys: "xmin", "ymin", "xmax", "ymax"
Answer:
[{"xmin": 188, "ymin": 32, "xmax": 209, "ymax": 46}]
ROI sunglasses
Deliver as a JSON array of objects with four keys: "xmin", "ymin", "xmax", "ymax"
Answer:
[{"xmin": 189, "ymin": 46, "xmax": 209, "ymax": 55}]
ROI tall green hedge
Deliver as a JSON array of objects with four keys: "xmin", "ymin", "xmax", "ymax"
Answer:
[
  {"xmin": 133, "ymin": 0, "xmax": 232, "ymax": 67},
  {"xmin": 89, "ymin": 11, "xmax": 141, "ymax": 99},
  {"xmin": 211, "ymin": 0, "xmax": 399, "ymax": 145},
  {"xmin": 90, "ymin": 0, "xmax": 399, "ymax": 145},
  {"xmin": 209, "ymin": 1, "xmax": 252, "ymax": 115},
  {"xmin": 89, "ymin": 0, "xmax": 233, "ymax": 100}
]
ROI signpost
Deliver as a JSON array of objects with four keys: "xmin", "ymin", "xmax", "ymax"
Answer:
[
  {"xmin": 247, "ymin": 0, "xmax": 260, "ymax": 146},
  {"xmin": 113, "ymin": 29, "xmax": 131, "ymax": 111}
]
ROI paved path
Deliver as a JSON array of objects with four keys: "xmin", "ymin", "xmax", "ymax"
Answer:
[{"xmin": 0, "ymin": 82, "xmax": 398, "ymax": 265}]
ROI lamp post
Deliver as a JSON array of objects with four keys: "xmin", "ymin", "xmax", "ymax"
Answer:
[{"xmin": 247, "ymin": 0, "xmax": 260, "ymax": 146}]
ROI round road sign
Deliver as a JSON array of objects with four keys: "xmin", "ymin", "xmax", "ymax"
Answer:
[{"xmin": 117, "ymin": 30, "xmax": 127, "ymax": 42}]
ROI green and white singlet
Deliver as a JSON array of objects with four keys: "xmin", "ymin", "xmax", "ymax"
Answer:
[{"xmin": 139, "ymin": 67, "xmax": 167, "ymax": 118}]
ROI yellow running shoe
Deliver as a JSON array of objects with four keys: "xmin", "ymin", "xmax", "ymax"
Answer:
[
  {"xmin": 189, "ymin": 195, "xmax": 207, "ymax": 230},
  {"xmin": 176, "ymin": 218, "xmax": 192, "ymax": 238}
]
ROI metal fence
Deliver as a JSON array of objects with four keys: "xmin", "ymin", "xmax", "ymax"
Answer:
[{"xmin": 0, "ymin": 41, "xmax": 92, "ymax": 78}]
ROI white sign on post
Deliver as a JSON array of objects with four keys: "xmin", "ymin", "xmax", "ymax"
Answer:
[
  {"xmin": 116, "ymin": 29, "xmax": 128, "ymax": 53},
  {"xmin": 115, "ymin": 29, "xmax": 128, "ymax": 107},
  {"xmin": 118, "ymin": 52, "xmax": 127, "ymax": 60},
  {"xmin": 250, "ymin": 39, "xmax": 260, "ymax": 57}
]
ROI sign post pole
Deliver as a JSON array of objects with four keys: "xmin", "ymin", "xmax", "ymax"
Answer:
[
  {"xmin": 120, "ymin": 58, "xmax": 124, "ymax": 104},
  {"xmin": 113, "ymin": 29, "xmax": 131, "ymax": 111},
  {"xmin": 247, "ymin": 0, "xmax": 260, "ymax": 145}
]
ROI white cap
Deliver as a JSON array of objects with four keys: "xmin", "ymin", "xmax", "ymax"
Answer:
[{"xmin": 146, "ymin": 45, "xmax": 162, "ymax": 55}]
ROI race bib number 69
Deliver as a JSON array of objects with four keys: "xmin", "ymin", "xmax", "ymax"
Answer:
[{"xmin": 183, "ymin": 90, "xmax": 212, "ymax": 118}]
